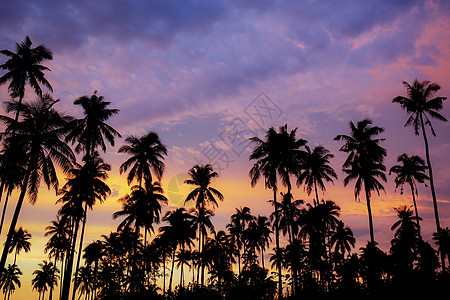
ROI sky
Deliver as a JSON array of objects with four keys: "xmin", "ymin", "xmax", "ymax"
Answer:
[{"xmin": 1, "ymin": 0, "xmax": 450, "ymax": 298}]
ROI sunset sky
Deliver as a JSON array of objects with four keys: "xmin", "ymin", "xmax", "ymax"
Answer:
[{"xmin": 1, "ymin": 0, "xmax": 450, "ymax": 298}]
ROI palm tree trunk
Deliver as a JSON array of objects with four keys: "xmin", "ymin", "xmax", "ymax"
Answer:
[
  {"xmin": 0, "ymin": 191, "xmax": 10, "ymax": 235},
  {"xmin": 409, "ymin": 181, "xmax": 420, "ymax": 232},
  {"xmin": 365, "ymin": 187, "xmax": 375, "ymax": 244},
  {"xmin": 72, "ymin": 202, "xmax": 88, "ymax": 300},
  {"xmin": 261, "ymin": 247, "xmax": 264, "ymax": 269},
  {"xmin": 0, "ymin": 164, "xmax": 31, "ymax": 271},
  {"xmin": 314, "ymin": 178, "xmax": 320, "ymax": 206},
  {"xmin": 49, "ymin": 255, "xmax": 57, "ymax": 300},
  {"xmin": 168, "ymin": 248, "xmax": 176, "ymax": 293},
  {"xmin": 273, "ymin": 188, "xmax": 282, "ymax": 299},
  {"xmin": 61, "ymin": 215, "xmax": 81, "ymax": 300},
  {"xmin": 420, "ymin": 115, "xmax": 445, "ymax": 269},
  {"xmin": 162, "ymin": 249, "xmax": 166, "ymax": 296}
]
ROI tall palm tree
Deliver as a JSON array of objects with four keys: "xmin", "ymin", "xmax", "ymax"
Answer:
[
  {"xmin": 0, "ymin": 94, "xmax": 74, "ymax": 271},
  {"xmin": 66, "ymin": 92, "xmax": 121, "ymax": 159},
  {"xmin": 297, "ymin": 145, "xmax": 337, "ymax": 205},
  {"xmin": 59, "ymin": 153, "xmax": 111, "ymax": 300},
  {"xmin": 392, "ymin": 79, "xmax": 447, "ymax": 269},
  {"xmin": 0, "ymin": 264, "xmax": 21, "ymax": 300},
  {"xmin": 226, "ymin": 206, "xmax": 254, "ymax": 274},
  {"xmin": 254, "ymin": 216, "xmax": 272, "ymax": 269},
  {"xmin": 8, "ymin": 227, "xmax": 31, "ymax": 265},
  {"xmin": 0, "ymin": 36, "xmax": 53, "ymax": 124},
  {"xmin": 389, "ymin": 153, "xmax": 428, "ymax": 230},
  {"xmin": 185, "ymin": 164, "xmax": 223, "ymax": 286},
  {"xmin": 32, "ymin": 261, "xmax": 59, "ymax": 300},
  {"xmin": 249, "ymin": 124, "xmax": 306, "ymax": 298},
  {"xmin": 82, "ymin": 240, "xmax": 103, "ymax": 299},
  {"xmin": 334, "ymin": 119, "xmax": 386, "ymax": 243},
  {"xmin": 118, "ymin": 131, "xmax": 167, "ymax": 187}
]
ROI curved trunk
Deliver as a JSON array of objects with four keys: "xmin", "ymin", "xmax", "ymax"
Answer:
[
  {"xmin": 0, "ymin": 191, "xmax": 10, "ymax": 235},
  {"xmin": 420, "ymin": 114, "xmax": 445, "ymax": 269},
  {"xmin": 0, "ymin": 163, "xmax": 31, "ymax": 271},
  {"xmin": 409, "ymin": 181, "xmax": 420, "ymax": 233}
]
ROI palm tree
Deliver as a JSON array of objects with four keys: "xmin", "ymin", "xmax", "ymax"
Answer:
[
  {"xmin": 297, "ymin": 145, "xmax": 337, "ymax": 206},
  {"xmin": 249, "ymin": 124, "xmax": 306, "ymax": 297},
  {"xmin": 8, "ymin": 227, "xmax": 31, "ymax": 265},
  {"xmin": 44, "ymin": 216, "xmax": 70, "ymax": 300},
  {"xmin": 82, "ymin": 240, "xmax": 103, "ymax": 299},
  {"xmin": 392, "ymin": 79, "xmax": 447, "ymax": 269},
  {"xmin": 389, "ymin": 153, "xmax": 428, "ymax": 230},
  {"xmin": 59, "ymin": 153, "xmax": 111, "ymax": 300},
  {"xmin": 118, "ymin": 132, "xmax": 167, "ymax": 187},
  {"xmin": 114, "ymin": 181, "xmax": 168, "ymax": 245},
  {"xmin": 0, "ymin": 264, "xmax": 21, "ymax": 300},
  {"xmin": 254, "ymin": 216, "xmax": 272, "ymax": 269},
  {"xmin": 66, "ymin": 92, "xmax": 121, "ymax": 159},
  {"xmin": 0, "ymin": 94, "xmax": 74, "ymax": 271},
  {"xmin": 0, "ymin": 36, "xmax": 53, "ymax": 124},
  {"xmin": 334, "ymin": 119, "xmax": 386, "ymax": 244},
  {"xmin": 159, "ymin": 208, "xmax": 196, "ymax": 293},
  {"xmin": 32, "ymin": 261, "xmax": 59, "ymax": 300},
  {"xmin": 185, "ymin": 164, "xmax": 223, "ymax": 286},
  {"xmin": 330, "ymin": 221, "xmax": 355, "ymax": 258},
  {"xmin": 226, "ymin": 206, "xmax": 254, "ymax": 274}
]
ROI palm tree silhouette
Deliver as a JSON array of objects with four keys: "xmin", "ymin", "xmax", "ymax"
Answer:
[
  {"xmin": 226, "ymin": 206, "xmax": 254, "ymax": 274},
  {"xmin": 66, "ymin": 93, "xmax": 121, "ymax": 159},
  {"xmin": 330, "ymin": 220, "xmax": 355, "ymax": 259},
  {"xmin": 44, "ymin": 216, "xmax": 70, "ymax": 300},
  {"xmin": 114, "ymin": 181, "xmax": 168, "ymax": 244},
  {"xmin": 0, "ymin": 36, "xmax": 53, "ymax": 124},
  {"xmin": 159, "ymin": 208, "xmax": 196, "ymax": 294},
  {"xmin": 249, "ymin": 124, "xmax": 306, "ymax": 298},
  {"xmin": 334, "ymin": 119, "xmax": 386, "ymax": 243},
  {"xmin": 389, "ymin": 153, "xmax": 428, "ymax": 230},
  {"xmin": 185, "ymin": 164, "xmax": 223, "ymax": 287},
  {"xmin": 0, "ymin": 94, "xmax": 74, "ymax": 271},
  {"xmin": 0, "ymin": 264, "xmax": 21, "ymax": 300},
  {"xmin": 297, "ymin": 145, "xmax": 337, "ymax": 206},
  {"xmin": 32, "ymin": 260, "xmax": 59, "ymax": 300},
  {"xmin": 393, "ymin": 79, "xmax": 447, "ymax": 269},
  {"xmin": 59, "ymin": 153, "xmax": 111, "ymax": 300},
  {"xmin": 118, "ymin": 131, "xmax": 167, "ymax": 187},
  {"xmin": 82, "ymin": 240, "xmax": 102, "ymax": 299},
  {"xmin": 8, "ymin": 227, "xmax": 31, "ymax": 265}
]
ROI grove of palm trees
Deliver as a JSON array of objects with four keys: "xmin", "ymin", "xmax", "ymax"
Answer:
[{"xmin": 0, "ymin": 33, "xmax": 449, "ymax": 300}]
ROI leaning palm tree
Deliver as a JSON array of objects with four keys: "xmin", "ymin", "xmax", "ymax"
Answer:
[
  {"xmin": 297, "ymin": 145, "xmax": 337, "ymax": 206},
  {"xmin": 334, "ymin": 119, "xmax": 386, "ymax": 244},
  {"xmin": 185, "ymin": 164, "xmax": 223, "ymax": 286},
  {"xmin": 0, "ymin": 36, "xmax": 53, "ymax": 124},
  {"xmin": 249, "ymin": 124, "xmax": 306, "ymax": 298},
  {"xmin": 0, "ymin": 94, "xmax": 75, "ymax": 271},
  {"xmin": 393, "ymin": 79, "xmax": 447, "ymax": 269},
  {"xmin": 118, "ymin": 131, "xmax": 167, "ymax": 187},
  {"xmin": 66, "ymin": 92, "xmax": 121, "ymax": 159},
  {"xmin": 0, "ymin": 264, "xmax": 21, "ymax": 300},
  {"xmin": 389, "ymin": 153, "xmax": 428, "ymax": 230},
  {"xmin": 8, "ymin": 227, "xmax": 31, "ymax": 265}
]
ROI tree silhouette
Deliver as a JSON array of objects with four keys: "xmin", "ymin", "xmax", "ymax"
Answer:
[
  {"xmin": 185, "ymin": 164, "xmax": 223, "ymax": 287},
  {"xmin": 334, "ymin": 119, "xmax": 386, "ymax": 243},
  {"xmin": 0, "ymin": 36, "xmax": 53, "ymax": 124},
  {"xmin": 0, "ymin": 94, "xmax": 74, "ymax": 271},
  {"xmin": 249, "ymin": 124, "xmax": 306, "ymax": 298},
  {"xmin": 0, "ymin": 264, "xmax": 21, "ymax": 300},
  {"xmin": 393, "ymin": 79, "xmax": 447, "ymax": 269},
  {"xmin": 8, "ymin": 227, "xmax": 31, "ymax": 265},
  {"xmin": 389, "ymin": 153, "xmax": 428, "ymax": 230},
  {"xmin": 32, "ymin": 261, "xmax": 59, "ymax": 300},
  {"xmin": 297, "ymin": 145, "xmax": 337, "ymax": 206}
]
